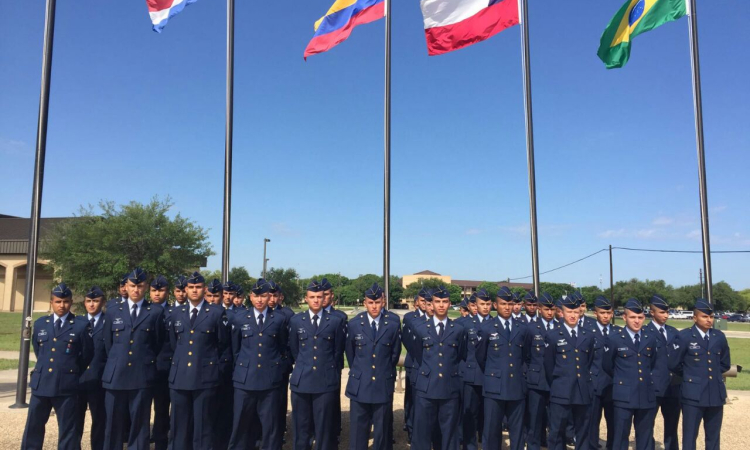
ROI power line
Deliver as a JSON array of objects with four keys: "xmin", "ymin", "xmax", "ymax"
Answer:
[{"xmin": 509, "ymin": 249, "xmax": 608, "ymax": 281}]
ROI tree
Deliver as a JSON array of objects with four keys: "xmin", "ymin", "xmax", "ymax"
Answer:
[
  {"xmin": 539, "ymin": 282, "xmax": 575, "ymax": 302},
  {"xmin": 44, "ymin": 197, "xmax": 213, "ymax": 298},
  {"xmin": 403, "ymin": 278, "xmax": 457, "ymax": 302},
  {"xmin": 264, "ymin": 267, "xmax": 302, "ymax": 306},
  {"xmin": 309, "ymin": 273, "xmax": 350, "ymax": 290},
  {"xmin": 228, "ymin": 267, "xmax": 256, "ymax": 295},
  {"xmin": 201, "ymin": 269, "xmax": 222, "ymax": 283},
  {"xmin": 476, "ymin": 282, "xmax": 499, "ymax": 300}
]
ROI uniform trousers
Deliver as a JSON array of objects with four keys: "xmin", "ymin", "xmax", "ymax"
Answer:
[
  {"xmin": 76, "ymin": 387, "xmax": 106, "ymax": 450},
  {"xmin": 214, "ymin": 382, "xmax": 234, "ymax": 450},
  {"xmin": 349, "ymin": 400, "xmax": 393, "ymax": 450},
  {"xmin": 403, "ymin": 371, "xmax": 413, "ymax": 435},
  {"xmin": 229, "ymin": 387, "xmax": 281, "ymax": 450},
  {"xmin": 526, "ymin": 389, "xmax": 549, "ymax": 450},
  {"xmin": 22, "ymin": 394, "xmax": 78, "ymax": 450},
  {"xmin": 681, "ymin": 404, "xmax": 723, "ymax": 450},
  {"xmin": 291, "ymin": 391, "xmax": 338, "ymax": 450},
  {"xmin": 461, "ymin": 384, "xmax": 483, "ymax": 450},
  {"xmin": 104, "ymin": 388, "xmax": 153, "ymax": 450},
  {"xmin": 655, "ymin": 396, "xmax": 680, "ymax": 450},
  {"xmin": 279, "ymin": 372, "xmax": 291, "ymax": 438},
  {"xmin": 412, "ymin": 396, "xmax": 458, "ymax": 450},
  {"xmin": 588, "ymin": 393, "xmax": 614, "ymax": 450},
  {"xmin": 170, "ymin": 387, "xmax": 217, "ymax": 450},
  {"xmin": 612, "ymin": 406, "xmax": 656, "ymax": 450},
  {"xmin": 482, "ymin": 398, "xmax": 524, "ymax": 450},
  {"xmin": 548, "ymin": 402, "xmax": 590, "ymax": 450},
  {"xmin": 151, "ymin": 376, "xmax": 170, "ymax": 450}
]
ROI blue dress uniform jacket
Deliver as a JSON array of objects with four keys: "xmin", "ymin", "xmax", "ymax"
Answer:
[
  {"xmin": 411, "ymin": 318, "xmax": 468, "ymax": 400},
  {"xmin": 401, "ymin": 310, "xmax": 427, "ymax": 439},
  {"xmin": 23, "ymin": 314, "xmax": 94, "ymax": 450},
  {"xmin": 230, "ymin": 308, "xmax": 289, "ymax": 390},
  {"xmin": 77, "ymin": 314, "xmax": 107, "ymax": 450},
  {"xmin": 475, "ymin": 317, "xmax": 530, "ymax": 401},
  {"xmin": 101, "ymin": 301, "xmax": 166, "ymax": 390},
  {"xmin": 289, "ymin": 309, "xmax": 346, "ymax": 393},
  {"xmin": 345, "ymin": 311, "xmax": 402, "ymax": 403},
  {"xmin": 151, "ymin": 304, "xmax": 172, "ymax": 450},
  {"xmin": 457, "ymin": 316, "xmax": 483, "ymax": 386},
  {"xmin": 79, "ymin": 314, "xmax": 107, "ymax": 389},
  {"xmin": 645, "ymin": 322, "xmax": 681, "ymax": 398},
  {"xmin": 668, "ymin": 326, "xmax": 730, "ymax": 407},
  {"xmin": 526, "ymin": 320, "xmax": 553, "ymax": 392},
  {"xmin": 168, "ymin": 302, "xmax": 231, "ymax": 390},
  {"xmin": 604, "ymin": 330, "xmax": 658, "ymax": 409}
]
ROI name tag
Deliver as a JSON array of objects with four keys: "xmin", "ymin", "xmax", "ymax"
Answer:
[
  {"xmin": 113, "ymin": 318, "xmax": 124, "ymax": 325},
  {"xmin": 557, "ymin": 339, "xmax": 568, "ymax": 346},
  {"xmin": 617, "ymin": 347, "xmax": 628, "ymax": 351},
  {"xmin": 354, "ymin": 334, "xmax": 364, "ymax": 341}
]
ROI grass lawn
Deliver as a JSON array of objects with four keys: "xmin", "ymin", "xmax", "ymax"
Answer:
[
  {"xmin": 0, "ymin": 312, "xmax": 46, "ymax": 352},
  {"xmin": 0, "ymin": 359, "xmax": 35, "ymax": 371},
  {"xmin": 725, "ymin": 338, "xmax": 749, "ymax": 390}
]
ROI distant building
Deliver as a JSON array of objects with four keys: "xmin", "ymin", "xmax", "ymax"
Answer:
[
  {"xmin": 401, "ymin": 269, "xmax": 534, "ymax": 300},
  {"xmin": 0, "ymin": 215, "xmax": 74, "ymax": 312}
]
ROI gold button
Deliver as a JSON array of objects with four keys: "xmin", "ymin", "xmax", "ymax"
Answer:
[
  {"xmin": 439, "ymin": 353, "xmax": 443, "ymax": 357},
  {"xmin": 707, "ymin": 351, "xmax": 711, "ymax": 355},
  {"xmin": 188, "ymin": 362, "xmax": 192, "ymax": 367},
  {"xmin": 510, "ymin": 374, "xmax": 514, "ymax": 378},
  {"xmin": 259, "ymin": 343, "xmax": 263, "ymax": 347},
  {"xmin": 439, "ymin": 363, "xmax": 443, "ymax": 367},
  {"xmin": 709, "ymin": 376, "xmax": 713, "ymax": 380},
  {"xmin": 708, "ymin": 360, "xmax": 712, "ymax": 363},
  {"xmin": 53, "ymin": 338, "xmax": 57, "ymax": 342},
  {"xmin": 576, "ymin": 358, "xmax": 580, "ymax": 361},
  {"xmin": 189, "ymin": 341, "xmax": 193, "ymax": 345},
  {"xmin": 372, "ymin": 376, "xmax": 376, "ymax": 381},
  {"xmin": 49, "ymin": 358, "xmax": 54, "ymax": 362},
  {"xmin": 313, "ymin": 336, "xmax": 316, "ymax": 339},
  {"xmin": 575, "ymin": 349, "xmax": 578, "ymax": 353},
  {"xmin": 576, "ymin": 366, "xmax": 580, "ymax": 369},
  {"xmin": 438, "ymin": 373, "xmax": 443, "ymax": 378},
  {"xmin": 314, "ymin": 346, "xmax": 317, "ymax": 350},
  {"xmin": 259, "ymin": 333, "xmax": 263, "ymax": 336},
  {"xmin": 313, "ymin": 366, "xmax": 317, "ymax": 370},
  {"xmin": 509, "ymin": 353, "xmax": 513, "ymax": 357},
  {"xmin": 439, "ymin": 343, "xmax": 443, "ymax": 346},
  {"xmin": 191, "ymin": 330, "xmax": 194, "ymax": 334},
  {"xmin": 258, "ymin": 364, "xmax": 262, "ymax": 368},
  {"xmin": 638, "ymin": 354, "xmax": 641, "ymax": 357},
  {"xmin": 258, "ymin": 354, "xmax": 262, "ymax": 357},
  {"xmin": 129, "ymin": 351, "xmax": 132, "ymax": 355},
  {"xmin": 48, "ymin": 368, "xmax": 53, "ymax": 372},
  {"xmin": 130, "ymin": 340, "xmax": 134, "ymax": 344},
  {"xmin": 128, "ymin": 363, "xmax": 132, "ymax": 366},
  {"xmin": 639, "ymin": 377, "xmax": 643, "ymax": 381},
  {"xmin": 51, "ymin": 348, "xmax": 56, "ymax": 352},
  {"xmin": 563, "ymin": 355, "xmax": 567, "ymax": 359},
  {"xmin": 372, "ymin": 354, "xmax": 376, "ymax": 358},
  {"xmin": 708, "ymin": 368, "xmax": 712, "ymax": 372},
  {"xmin": 638, "ymin": 362, "xmax": 642, "ymax": 365},
  {"xmin": 638, "ymin": 369, "xmax": 642, "ymax": 373},
  {"xmin": 188, "ymin": 352, "xmax": 192, "ymax": 356},
  {"xmin": 510, "ymin": 364, "xmax": 514, "ymax": 367},
  {"xmin": 577, "ymin": 374, "xmax": 581, "ymax": 378},
  {"xmin": 313, "ymin": 356, "xmax": 317, "ymax": 360}
]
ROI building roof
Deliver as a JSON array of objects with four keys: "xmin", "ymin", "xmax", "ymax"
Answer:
[
  {"xmin": 452, "ymin": 279, "xmax": 534, "ymax": 290},
  {"xmin": 414, "ymin": 270, "xmax": 442, "ymax": 276},
  {"xmin": 0, "ymin": 216, "xmax": 74, "ymax": 254}
]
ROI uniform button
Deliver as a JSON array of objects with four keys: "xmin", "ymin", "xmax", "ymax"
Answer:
[
  {"xmin": 638, "ymin": 369, "xmax": 642, "ymax": 373},
  {"xmin": 53, "ymin": 338, "xmax": 57, "ymax": 342},
  {"xmin": 707, "ymin": 351, "xmax": 711, "ymax": 355},
  {"xmin": 510, "ymin": 374, "xmax": 514, "ymax": 378},
  {"xmin": 313, "ymin": 366, "xmax": 317, "ymax": 370},
  {"xmin": 619, "ymin": 381, "xmax": 623, "ymax": 385},
  {"xmin": 438, "ymin": 373, "xmax": 443, "ymax": 378},
  {"xmin": 577, "ymin": 374, "xmax": 581, "ymax": 378},
  {"xmin": 639, "ymin": 377, "xmax": 643, "ymax": 381},
  {"xmin": 128, "ymin": 363, "xmax": 132, "ymax": 367},
  {"xmin": 439, "ymin": 343, "xmax": 443, "ymax": 346},
  {"xmin": 491, "ymin": 373, "xmax": 495, "ymax": 377},
  {"xmin": 576, "ymin": 357, "xmax": 580, "ymax": 361},
  {"xmin": 313, "ymin": 336, "xmax": 317, "ymax": 339},
  {"xmin": 314, "ymin": 346, "xmax": 317, "ymax": 350},
  {"xmin": 372, "ymin": 376, "xmax": 376, "ymax": 381},
  {"xmin": 129, "ymin": 351, "xmax": 132, "ymax": 355},
  {"xmin": 259, "ymin": 333, "xmax": 263, "ymax": 336},
  {"xmin": 188, "ymin": 362, "xmax": 192, "ymax": 367},
  {"xmin": 51, "ymin": 348, "xmax": 56, "ymax": 352},
  {"xmin": 259, "ymin": 343, "xmax": 263, "ymax": 347},
  {"xmin": 576, "ymin": 365, "xmax": 580, "ymax": 369},
  {"xmin": 258, "ymin": 364, "xmax": 262, "ymax": 368},
  {"xmin": 115, "ymin": 334, "xmax": 119, "ymax": 337},
  {"xmin": 130, "ymin": 340, "xmax": 134, "ymax": 344},
  {"xmin": 188, "ymin": 352, "xmax": 192, "ymax": 356},
  {"xmin": 439, "ymin": 363, "xmax": 443, "ymax": 367},
  {"xmin": 708, "ymin": 368, "xmax": 712, "ymax": 372},
  {"xmin": 372, "ymin": 365, "xmax": 376, "ymax": 369},
  {"xmin": 189, "ymin": 341, "xmax": 193, "ymax": 345},
  {"xmin": 439, "ymin": 353, "xmax": 443, "ymax": 357},
  {"xmin": 574, "ymin": 349, "xmax": 578, "ymax": 353},
  {"xmin": 313, "ymin": 356, "xmax": 317, "ymax": 360},
  {"xmin": 48, "ymin": 368, "xmax": 53, "ymax": 372},
  {"xmin": 709, "ymin": 376, "xmax": 713, "ymax": 380},
  {"xmin": 258, "ymin": 354, "xmax": 262, "ymax": 357},
  {"xmin": 509, "ymin": 353, "xmax": 513, "ymax": 357},
  {"xmin": 708, "ymin": 360, "xmax": 712, "ymax": 363},
  {"xmin": 49, "ymin": 358, "xmax": 53, "ymax": 362},
  {"xmin": 372, "ymin": 355, "xmax": 376, "ymax": 358},
  {"xmin": 638, "ymin": 362, "xmax": 642, "ymax": 365},
  {"xmin": 637, "ymin": 354, "xmax": 641, "ymax": 357},
  {"xmin": 510, "ymin": 363, "xmax": 513, "ymax": 367},
  {"xmin": 191, "ymin": 330, "xmax": 194, "ymax": 334}
]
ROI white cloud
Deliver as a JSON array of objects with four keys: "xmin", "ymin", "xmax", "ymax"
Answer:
[
  {"xmin": 0, "ymin": 138, "xmax": 28, "ymax": 155},
  {"xmin": 465, "ymin": 228, "xmax": 483, "ymax": 235},
  {"xmin": 271, "ymin": 222, "xmax": 299, "ymax": 237},
  {"xmin": 652, "ymin": 216, "xmax": 674, "ymax": 226},
  {"xmin": 711, "ymin": 205, "xmax": 727, "ymax": 213}
]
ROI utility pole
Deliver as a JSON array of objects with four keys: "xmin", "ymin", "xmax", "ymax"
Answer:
[{"xmin": 262, "ymin": 238, "xmax": 270, "ymax": 280}]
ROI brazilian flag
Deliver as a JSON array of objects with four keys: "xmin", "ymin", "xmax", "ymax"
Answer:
[{"xmin": 598, "ymin": 0, "xmax": 687, "ymax": 69}]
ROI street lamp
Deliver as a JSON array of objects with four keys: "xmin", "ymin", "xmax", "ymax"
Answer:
[{"xmin": 262, "ymin": 238, "xmax": 271, "ymax": 279}]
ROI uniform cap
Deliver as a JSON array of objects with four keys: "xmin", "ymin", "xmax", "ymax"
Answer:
[
  {"xmin": 174, "ymin": 275, "xmax": 188, "ymax": 290},
  {"xmin": 560, "ymin": 296, "xmax": 578, "ymax": 310},
  {"xmin": 624, "ymin": 298, "xmax": 644, "ymax": 314},
  {"xmin": 186, "ymin": 271, "xmax": 205, "ymax": 284},
  {"xmin": 497, "ymin": 286, "xmax": 513, "ymax": 301},
  {"xmin": 538, "ymin": 292, "xmax": 555, "ymax": 307},
  {"xmin": 119, "ymin": 274, "xmax": 129, "ymax": 286},
  {"xmin": 206, "ymin": 279, "xmax": 223, "ymax": 294},
  {"xmin": 150, "ymin": 275, "xmax": 168, "ymax": 289},
  {"xmin": 364, "ymin": 283, "xmax": 384, "ymax": 300},
  {"xmin": 222, "ymin": 281, "xmax": 237, "ymax": 292},
  {"xmin": 268, "ymin": 280, "xmax": 282, "ymax": 294},
  {"xmin": 649, "ymin": 294, "xmax": 669, "ymax": 311},
  {"xmin": 523, "ymin": 291, "xmax": 538, "ymax": 303},
  {"xmin": 252, "ymin": 278, "xmax": 271, "ymax": 295},
  {"xmin": 127, "ymin": 267, "xmax": 147, "ymax": 284},
  {"xmin": 511, "ymin": 291, "xmax": 522, "ymax": 303},
  {"xmin": 594, "ymin": 295, "xmax": 612, "ymax": 310},
  {"xmin": 52, "ymin": 282, "xmax": 72, "ymax": 299},
  {"xmin": 475, "ymin": 288, "xmax": 491, "ymax": 301},
  {"xmin": 306, "ymin": 279, "xmax": 323, "ymax": 292},
  {"xmin": 320, "ymin": 278, "xmax": 333, "ymax": 291},
  {"xmin": 467, "ymin": 293, "xmax": 477, "ymax": 304},
  {"xmin": 432, "ymin": 286, "xmax": 450, "ymax": 299},
  {"xmin": 418, "ymin": 287, "xmax": 433, "ymax": 302},
  {"xmin": 459, "ymin": 299, "xmax": 468, "ymax": 310},
  {"xmin": 85, "ymin": 286, "xmax": 104, "ymax": 299},
  {"xmin": 693, "ymin": 298, "xmax": 714, "ymax": 315}
]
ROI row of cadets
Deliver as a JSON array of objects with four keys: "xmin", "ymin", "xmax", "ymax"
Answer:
[
  {"xmin": 227, "ymin": 278, "xmax": 289, "ymax": 450},
  {"xmin": 345, "ymin": 283, "xmax": 402, "ymax": 450},
  {"xmin": 524, "ymin": 292, "xmax": 556, "ymax": 450},
  {"xmin": 288, "ymin": 279, "xmax": 346, "ymax": 450},
  {"xmin": 268, "ymin": 280, "xmax": 295, "ymax": 443},
  {"xmin": 321, "ymin": 277, "xmax": 348, "ymax": 445},
  {"xmin": 402, "ymin": 288, "xmax": 434, "ymax": 442}
]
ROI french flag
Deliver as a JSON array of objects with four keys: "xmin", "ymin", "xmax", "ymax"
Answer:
[
  {"xmin": 420, "ymin": 0, "xmax": 519, "ymax": 56},
  {"xmin": 147, "ymin": 0, "xmax": 198, "ymax": 32}
]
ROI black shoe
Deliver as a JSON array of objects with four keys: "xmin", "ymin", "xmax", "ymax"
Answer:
[{"xmin": 566, "ymin": 438, "xmax": 576, "ymax": 447}]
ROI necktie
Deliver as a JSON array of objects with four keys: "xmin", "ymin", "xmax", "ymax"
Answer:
[
  {"xmin": 579, "ymin": 318, "xmax": 584, "ymax": 328},
  {"xmin": 546, "ymin": 322, "xmax": 551, "ymax": 331},
  {"xmin": 572, "ymin": 329, "xmax": 577, "ymax": 340},
  {"xmin": 313, "ymin": 314, "xmax": 319, "ymax": 332},
  {"xmin": 90, "ymin": 317, "xmax": 96, "ymax": 330},
  {"xmin": 131, "ymin": 304, "xmax": 138, "ymax": 323},
  {"xmin": 190, "ymin": 308, "xmax": 198, "ymax": 327},
  {"xmin": 504, "ymin": 320, "xmax": 511, "ymax": 340},
  {"xmin": 634, "ymin": 333, "xmax": 640, "ymax": 346},
  {"xmin": 372, "ymin": 319, "xmax": 378, "ymax": 340},
  {"xmin": 438, "ymin": 322, "xmax": 444, "ymax": 337},
  {"xmin": 603, "ymin": 326, "xmax": 609, "ymax": 337},
  {"xmin": 55, "ymin": 318, "xmax": 62, "ymax": 331},
  {"xmin": 660, "ymin": 327, "xmax": 666, "ymax": 340},
  {"xmin": 704, "ymin": 332, "xmax": 709, "ymax": 343},
  {"xmin": 258, "ymin": 313, "xmax": 264, "ymax": 329}
]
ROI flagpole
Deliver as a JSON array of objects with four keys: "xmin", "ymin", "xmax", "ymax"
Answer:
[
  {"xmin": 686, "ymin": 0, "xmax": 713, "ymax": 303},
  {"xmin": 383, "ymin": 0, "xmax": 392, "ymax": 308},
  {"xmin": 11, "ymin": 0, "xmax": 57, "ymax": 409},
  {"xmin": 518, "ymin": 0, "xmax": 541, "ymax": 297},
  {"xmin": 222, "ymin": 0, "xmax": 235, "ymax": 283}
]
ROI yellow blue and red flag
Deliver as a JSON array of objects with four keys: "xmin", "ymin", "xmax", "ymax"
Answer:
[{"xmin": 304, "ymin": 0, "xmax": 385, "ymax": 59}]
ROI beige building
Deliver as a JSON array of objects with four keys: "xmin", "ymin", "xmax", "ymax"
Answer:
[
  {"xmin": 401, "ymin": 269, "xmax": 534, "ymax": 302},
  {"xmin": 0, "ymin": 215, "xmax": 71, "ymax": 313}
]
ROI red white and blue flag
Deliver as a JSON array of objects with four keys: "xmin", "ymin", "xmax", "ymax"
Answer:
[
  {"xmin": 420, "ymin": 0, "xmax": 519, "ymax": 55},
  {"xmin": 147, "ymin": 0, "xmax": 198, "ymax": 32}
]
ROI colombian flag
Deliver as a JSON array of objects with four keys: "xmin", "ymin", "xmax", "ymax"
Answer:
[
  {"xmin": 304, "ymin": 0, "xmax": 384, "ymax": 59},
  {"xmin": 598, "ymin": 0, "xmax": 686, "ymax": 69}
]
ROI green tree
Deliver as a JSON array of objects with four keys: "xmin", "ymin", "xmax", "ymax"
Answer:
[
  {"xmin": 309, "ymin": 273, "xmax": 350, "ymax": 290},
  {"xmin": 265, "ymin": 267, "xmax": 302, "ymax": 306},
  {"xmin": 44, "ymin": 197, "xmax": 213, "ymax": 297},
  {"xmin": 228, "ymin": 266, "xmax": 256, "ymax": 295},
  {"xmin": 539, "ymin": 282, "xmax": 575, "ymax": 302},
  {"xmin": 403, "ymin": 278, "xmax": 454, "ymax": 300},
  {"xmin": 476, "ymin": 282, "xmax": 499, "ymax": 299},
  {"xmin": 201, "ymin": 269, "xmax": 222, "ymax": 283}
]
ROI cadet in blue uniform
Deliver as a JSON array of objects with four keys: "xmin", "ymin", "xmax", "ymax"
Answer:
[
  {"xmin": 106, "ymin": 275, "xmax": 129, "ymax": 311},
  {"xmin": 22, "ymin": 283, "xmax": 93, "ymax": 450},
  {"xmin": 668, "ymin": 299, "xmax": 730, "ymax": 450},
  {"xmin": 345, "ymin": 283, "xmax": 402, "ymax": 450},
  {"xmin": 401, "ymin": 291, "xmax": 428, "ymax": 440},
  {"xmin": 576, "ymin": 293, "xmax": 597, "ymax": 330},
  {"xmin": 174, "ymin": 275, "xmax": 189, "ymax": 306},
  {"xmin": 523, "ymin": 291, "xmax": 539, "ymax": 324},
  {"xmin": 228, "ymin": 278, "xmax": 289, "ymax": 450},
  {"xmin": 214, "ymin": 281, "xmax": 239, "ymax": 450},
  {"xmin": 321, "ymin": 277, "xmax": 347, "ymax": 443},
  {"xmin": 204, "ymin": 278, "xmax": 223, "ymax": 305},
  {"xmin": 586, "ymin": 295, "xmax": 621, "ymax": 450},
  {"xmin": 646, "ymin": 294, "xmax": 680, "ymax": 450},
  {"xmin": 225, "ymin": 282, "xmax": 247, "ymax": 313},
  {"xmin": 289, "ymin": 280, "xmax": 346, "ymax": 450},
  {"xmin": 168, "ymin": 271, "xmax": 231, "ymax": 450},
  {"xmin": 459, "ymin": 299, "xmax": 470, "ymax": 317},
  {"xmin": 525, "ymin": 292, "xmax": 556, "ymax": 450},
  {"xmin": 510, "ymin": 290, "xmax": 524, "ymax": 322},
  {"xmin": 268, "ymin": 281, "xmax": 294, "ymax": 442},
  {"xmin": 476, "ymin": 286, "xmax": 529, "ymax": 450},
  {"xmin": 458, "ymin": 289, "xmax": 491, "ymax": 450},
  {"xmin": 102, "ymin": 268, "xmax": 166, "ymax": 450},
  {"xmin": 76, "ymin": 286, "xmax": 107, "ymax": 450},
  {"xmin": 410, "ymin": 286, "xmax": 468, "ymax": 450},
  {"xmin": 147, "ymin": 275, "xmax": 171, "ymax": 450},
  {"xmin": 543, "ymin": 296, "xmax": 595, "ymax": 450},
  {"xmin": 604, "ymin": 299, "xmax": 658, "ymax": 450}
]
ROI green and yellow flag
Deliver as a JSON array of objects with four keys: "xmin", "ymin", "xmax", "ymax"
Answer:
[{"xmin": 598, "ymin": 0, "xmax": 687, "ymax": 69}]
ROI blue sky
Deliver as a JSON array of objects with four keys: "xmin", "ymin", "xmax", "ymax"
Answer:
[{"xmin": 1, "ymin": 1, "xmax": 748, "ymax": 289}]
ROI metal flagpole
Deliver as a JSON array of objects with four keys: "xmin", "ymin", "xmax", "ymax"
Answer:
[
  {"xmin": 686, "ymin": 0, "xmax": 713, "ymax": 303},
  {"xmin": 11, "ymin": 0, "xmax": 57, "ymax": 409},
  {"xmin": 518, "ymin": 0, "xmax": 541, "ymax": 297},
  {"xmin": 222, "ymin": 0, "xmax": 235, "ymax": 283},
  {"xmin": 383, "ymin": 0, "xmax": 392, "ymax": 309}
]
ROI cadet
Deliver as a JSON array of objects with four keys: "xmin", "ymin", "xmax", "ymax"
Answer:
[
  {"xmin": 150, "ymin": 275, "xmax": 171, "ymax": 450},
  {"xmin": 510, "ymin": 291, "xmax": 524, "ymax": 322},
  {"xmin": 458, "ymin": 289, "xmax": 490, "ymax": 450},
  {"xmin": 587, "ymin": 295, "xmax": 621, "ymax": 450},
  {"xmin": 668, "ymin": 299, "xmax": 730, "ymax": 450},
  {"xmin": 288, "ymin": 280, "xmax": 346, "ymax": 450},
  {"xmin": 232, "ymin": 287, "xmax": 246, "ymax": 309},
  {"xmin": 106, "ymin": 274, "xmax": 129, "ymax": 310},
  {"xmin": 604, "ymin": 299, "xmax": 657, "ymax": 450},
  {"xmin": 102, "ymin": 268, "xmax": 166, "ymax": 450},
  {"xmin": 269, "ymin": 281, "xmax": 294, "ymax": 442},
  {"xmin": 22, "ymin": 283, "xmax": 93, "ymax": 450},
  {"xmin": 459, "ymin": 299, "xmax": 470, "ymax": 317},
  {"xmin": 646, "ymin": 294, "xmax": 680, "ymax": 450},
  {"xmin": 543, "ymin": 296, "xmax": 595, "ymax": 450},
  {"xmin": 524, "ymin": 291, "xmax": 539, "ymax": 323},
  {"xmin": 205, "ymin": 278, "xmax": 223, "ymax": 305},
  {"xmin": 577, "ymin": 293, "xmax": 598, "ymax": 330},
  {"xmin": 76, "ymin": 286, "xmax": 107, "ymax": 450},
  {"xmin": 525, "ymin": 292, "xmax": 556, "ymax": 450},
  {"xmin": 401, "ymin": 292, "xmax": 428, "ymax": 440},
  {"xmin": 467, "ymin": 296, "xmax": 478, "ymax": 317},
  {"xmin": 168, "ymin": 271, "xmax": 231, "ymax": 450},
  {"xmin": 174, "ymin": 275, "xmax": 188, "ymax": 306},
  {"xmin": 226, "ymin": 282, "xmax": 246, "ymax": 312},
  {"xmin": 345, "ymin": 283, "xmax": 402, "ymax": 450},
  {"xmin": 476, "ymin": 286, "xmax": 530, "ymax": 450},
  {"xmin": 215, "ymin": 281, "xmax": 239, "ymax": 450},
  {"xmin": 321, "ymin": 277, "xmax": 347, "ymax": 443},
  {"xmin": 222, "ymin": 281, "xmax": 237, "ymax": 310},
  {"xmin": 228, "ymin": 278, "xmax": 289, "ymax": 450},
  {"xmin": 410, "ymin": 286, "xmax": 467, "ymax": 450}
]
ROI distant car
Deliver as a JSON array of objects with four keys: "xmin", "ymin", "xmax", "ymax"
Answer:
[
  {"xmin": 728, "ymin": 314, "xmax": 743, "ymax": 322},
  {"xmin": 451, "ymin": 305, "xmax": 460, "ymax": 311},
  {"xmin": 669, "ymin": 310, "xmax": 694, "ymax": 320},
  {"xmin": 721, "ymin": 313, "xmax": 731, "ymax": 320}
]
